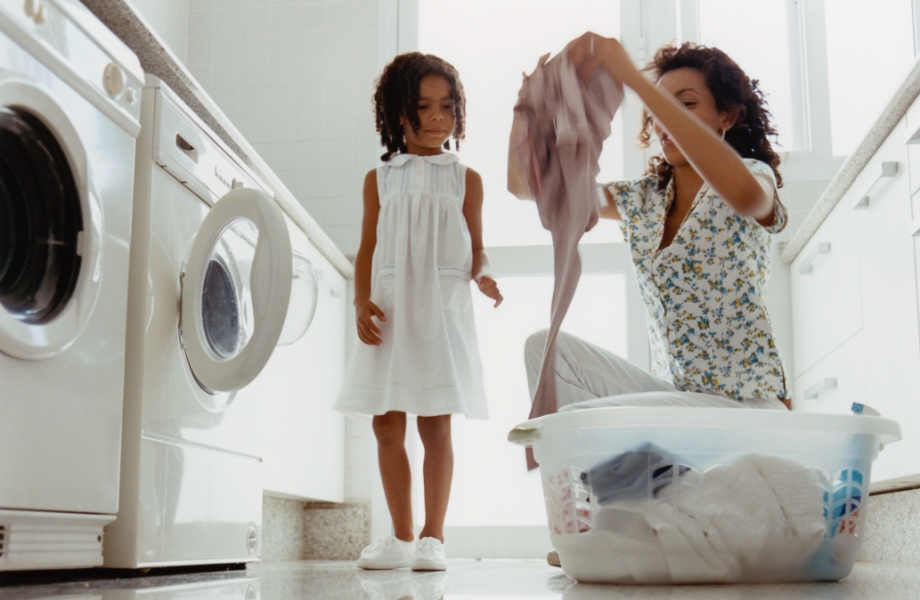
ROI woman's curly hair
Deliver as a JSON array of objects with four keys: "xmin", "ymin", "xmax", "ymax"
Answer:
[
  {"xmin": 373, "ymin": 52, "xmax": 466, "ymax": 161},
  {"xmin": 638, "ymin": 43, "xmax": 783, "ymax": 190}
]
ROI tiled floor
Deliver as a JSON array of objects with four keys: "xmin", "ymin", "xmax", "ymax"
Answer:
[{"xmin": 3, "ymin": 560, "xmax": 920, "ymax": 599}]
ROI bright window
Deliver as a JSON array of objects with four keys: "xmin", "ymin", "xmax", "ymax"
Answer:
[
  {"xmin": 824, "ymin": 0, "xmax": 916, "ymax": 157},
  {"xmin": 418, "ymin": 0, "xmax": 624, "ymax": 247},
  {"xmin": 698, "ymin": 0, "xmax": 797, "ymax": 149},
  {"xmin": 413, "ymin": 274, "xmax": 628, "ymax": 527}
]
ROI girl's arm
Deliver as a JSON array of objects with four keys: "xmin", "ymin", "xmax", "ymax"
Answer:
[
  {"xmin": 354, "ymin": 169, "xmax": 386, "ymax": 345},
  {"xmin": 571, "ymin": 33, "xmax": 775, "ymax": 225},
  {"xmin": 463, "ymin": 168, "xmax": 503, "ymax": 307}
]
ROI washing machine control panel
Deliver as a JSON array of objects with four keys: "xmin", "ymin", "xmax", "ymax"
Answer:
[
  {"xmin": 0, "ymin": 0, "xmax": 144, "ymax": 134},
  {"xmin": 153, "ymin": 89, "xmax": 268, "ymax": 205}
]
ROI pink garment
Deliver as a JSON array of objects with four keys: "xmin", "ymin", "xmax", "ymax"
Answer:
[{"xmin": 508, "ymin": 44, "xmax": 623, "ymax": 469}]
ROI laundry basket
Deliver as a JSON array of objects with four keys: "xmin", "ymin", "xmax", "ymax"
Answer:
[{"xmin": 508, "ymin": 405, "xmax": 900, "ymax": 584}]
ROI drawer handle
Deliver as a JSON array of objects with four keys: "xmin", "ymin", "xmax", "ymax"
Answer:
[
  {"xmin": 853, "ymin": 161, "xmax": 898, "ymax": 209},
  {"xmin": 804, "ymin": 377, "xmax": 837, "ymax": 399},
  {"xmin": 799, "ymin": 242, "xmax": 831, "ymax": 275}
]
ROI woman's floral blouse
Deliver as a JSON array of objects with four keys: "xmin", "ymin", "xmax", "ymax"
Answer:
[{"xmin": 606, "ymin": 159, "xmax": 790, "ymax": 402}]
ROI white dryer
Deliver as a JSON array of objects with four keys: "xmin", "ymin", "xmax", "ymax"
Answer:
[
  {"xmin": 103, "ymin": 76, "xmax": 318, "ymax": 569},
  {"xmin": 0, "ymin": 0, "xmax": 142, "ymax": 571}
]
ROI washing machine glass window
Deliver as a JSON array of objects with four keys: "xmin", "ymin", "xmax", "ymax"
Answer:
[
  {"xmin": 277, "ymin": 252, "xmax": 318, "ymax": 346},
  {"xmin": 200, "ymin": 218, "xmax": 257, "ymax": 361},
  {"xmin": 0, "ymin": 107, "xmax": 81, "ymax": 324},
  {"xmin": 180, "ymin": 187, "xmax": 292, "ymax": 396}
]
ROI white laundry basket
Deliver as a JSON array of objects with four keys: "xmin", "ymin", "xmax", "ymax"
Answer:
[{"xmin": 509, "ymin": 405, "xmax": 900, "ymax": 584}]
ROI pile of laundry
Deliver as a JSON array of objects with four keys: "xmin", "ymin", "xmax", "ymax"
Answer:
[{"xmin": 553, "ymin": 446, "xmax": 837, "ymax": 584}]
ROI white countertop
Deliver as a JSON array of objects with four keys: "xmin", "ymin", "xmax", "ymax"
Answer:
[
  {"xmin": 79, "ymin": 0, "xmax": 354, "ymax": 280},
  {"xmin": 780, "ymin": 56, "xmax": 920, "ymax": 265}
]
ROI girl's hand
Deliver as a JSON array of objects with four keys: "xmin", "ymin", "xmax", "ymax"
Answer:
[
  {"xmin": 477, "ymin": 276, "xmax": 503, "ymax": 307},
  {"xmin": 355, "ymin": 298, "xmax": 386, "ymax": 346},
  {"xmin": 568, "ymin": 32, "xmax": 642, "ymax": 89}
]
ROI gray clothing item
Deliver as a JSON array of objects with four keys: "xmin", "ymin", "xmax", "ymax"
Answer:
[{"xmin": 523, "ymin": 329, "xmax": 789, "ymax": 412}]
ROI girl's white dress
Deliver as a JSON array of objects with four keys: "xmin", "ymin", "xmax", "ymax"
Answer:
[{"xmin": 335, "ymin": 152, "xmax": 488, "ymax": 419}]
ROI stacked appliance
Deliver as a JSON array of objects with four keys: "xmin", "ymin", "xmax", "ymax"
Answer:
[
  {"xmin": 0, "ymin": 0, "xmax": 142, "ymax": 570},
  {"xmin": 103, "ymin": 75, "xmax": 318, "ymax": 568}
]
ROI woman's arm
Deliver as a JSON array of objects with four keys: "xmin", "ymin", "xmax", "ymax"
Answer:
[
  {"xmin": 463, "ymin": 168, "xmax": 503, "ymax": 307},
  {"xmin": 571, "ymin": 33, "xmax": 775, "ymax": 225},
  {"xmin": 354, "ymin": 170, "xmax": 386, "ymax": 345},
  {"xmin": 599, "ymin": 186, "xmax": 621, "ymax": 220}
]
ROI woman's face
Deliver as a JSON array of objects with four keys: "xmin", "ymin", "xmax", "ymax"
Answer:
[{"xmin": 654, "ymin": 67, "xmax": 735, "ymax": 167}]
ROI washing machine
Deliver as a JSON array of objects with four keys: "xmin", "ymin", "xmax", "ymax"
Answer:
[
  {"xmin": 102, "ymin": 75, "xmax": 319, "ymax": 569},
  {"xmin": 0, "ymin": 0, "xmax": 142, "ymax": 571}
]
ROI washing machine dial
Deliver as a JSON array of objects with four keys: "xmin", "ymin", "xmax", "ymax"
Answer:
[
  {"xmin": 103, "ymin": 63, "xmax": 126, "ymax": 99},
  {"xmin": 24, "ymin": 0, "xmax": 46, "ymax": 24}
]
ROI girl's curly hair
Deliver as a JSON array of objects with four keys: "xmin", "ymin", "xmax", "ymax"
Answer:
[
  {"xmin": 638, "ymin": 43, "xmax": 783, "ymax": 190},
  {"xmin": 373, "ymin": 52, "xmax": 466, "ymax": 161}
]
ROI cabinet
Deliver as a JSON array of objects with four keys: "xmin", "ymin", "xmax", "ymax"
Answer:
[
  {"xmin": 791, "ymin": 113, "xmax": 920, "ymax": 481},
  {"xmin": 238, "ymin": 222, "xmax": 348, "ymax": 502}
]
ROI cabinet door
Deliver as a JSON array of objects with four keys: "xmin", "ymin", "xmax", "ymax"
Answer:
[
  {"xmin": 257, "ymin": 245, "xmax": 347, "ymax": 503},
  {"xmin": 794, "ymin": 330, "xmax": 866, "ymax": 415},
  {"xmin": 857, "ymin": 120, "xmax": 920, "ymax": 482},
  {"xmin": 790, "ymin": 201, "xmax": 862, "ymax": 376}
]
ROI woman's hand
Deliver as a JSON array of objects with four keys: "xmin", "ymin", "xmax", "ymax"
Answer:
[
  {"xmin": 568, "ymin": 32, "xmax": 643, "ymax": 89},
  {"xmin": 476, "ymin": 276, "xmax": 503, "ymax": 307},
  {"xmin": 355, "ymin": 298, "xmax": 386, "ymax": 346}
]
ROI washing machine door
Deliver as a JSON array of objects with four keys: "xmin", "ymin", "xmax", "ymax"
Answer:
[
  {"xmin": 180, "ymin": 187, "xmax": 292, "ymax": 393},
  {"xmin": 0, "ymin": 75, "xmax": 103, "ymax": 359}
]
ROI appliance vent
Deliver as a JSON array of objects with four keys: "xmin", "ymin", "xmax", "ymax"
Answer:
[{"xmin": 0, "ymin": 524, "xmax": 6, "ymax": 557}]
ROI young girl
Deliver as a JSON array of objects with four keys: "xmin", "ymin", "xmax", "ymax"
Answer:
[{"xmin": 335, "ymin": 52, "xmax": 502, "ymax": 572}]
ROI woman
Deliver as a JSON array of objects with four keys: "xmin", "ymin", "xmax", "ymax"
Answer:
[
  {"xmin": 527, "ymin": 32, "xmax": 791, "ymax": 569},
  {"xmin": 527, "ymin": 34, "xmax": 790, "ymax": 436}
]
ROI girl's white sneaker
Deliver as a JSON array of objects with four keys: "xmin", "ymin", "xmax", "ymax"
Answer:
[
  {"xmin": 356, "ymin": 535, "xmax": 415, "ymax": 570},
  {"xmin": 410, "ymin": 537, "xmax": 448, "ymax": 571}
]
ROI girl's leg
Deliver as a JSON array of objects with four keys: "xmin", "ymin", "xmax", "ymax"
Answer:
[
  {"xmin": 372, "ymin": 411, "xmax": 414, "ymax": 542},
  {"xmin": 416, "ymin": 414, "xmax": 453, "ymax": 543}
]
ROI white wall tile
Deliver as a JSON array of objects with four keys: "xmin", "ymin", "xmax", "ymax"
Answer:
[
  {"xmin": 269, "ymin": 32, "xmax": 302, "ymax": 60},
  {"xmin": 296, "ymin": 140, "xmax": 325, "ymax": 165},
  {"xmin": 297, "ymin": 3, "xmax": 327, "ymax": 30},
  {"xmin": 240, "ymin": 6, "xmax": 272, "ymax": 34},
  {"xmin": 190, "ymin": 0, "xmax": 215, "ymax": 10},
  {"xmin": 239, "ymin": 87, "xmax": 270, "ymax": 116},
  {"xmin": 297, "ymin": 170, "xmax": 326, "ymax": 199},
  {"xmin": 354, "ymin": 0, "xmax": 376, "ymax": 27},
  {"xmin": 210, "ymin": 62, "xmax": 241, "ymax": 90},
  {"xmin": 186, "ymin": 36, "xmax": 214, "ymax": 65},
  {"xmin": 321, "ymin": 111, "xmax": 355, "ymax": 143},
  {"xmin": 323, "ymin": 168, "xmax": 353, "ymax": 199},
  {"xmin": 188, "ymin": 9, "xmax": 214, "ymax": 38},
  {"xmin": 297, "ymin": 86, "xmax": 325, "ymax": 115},
  {"xmin": 324, "ymin": 197, "xmax": 355, "ymax": 227},
  {"xmin": 324, "ymin": 28, "xmax": 355, "ymax": 57},
  {"xmin": 327, "ymin": 1, "xmax": 356, "ymax": 29},
  {"xmin": 296, "ymin": 58, "xmax": 325, "ymax": 87},
  {"xmin": 270, "ymin": 4, "xmax": 299, "ymax": 33},
  {"xmin": 208, "ymin": 87, "xmax": 239, "ymax": 118},
  {"xmin": 267, "ymin": 60, "xmax": 299, "ymax": 89},
  {"xmin": 240, "ymin": 34, "xmax": 273, "ymax": 62},
  {"xmin": 296, "ymin": 113, "xmax": 326, "ymax": 142},
  {"xmin": 213, "ymin": 7, "xmax": 244, "ymax": 35},
  {"xmin": 212, "ymin": 34, "xmax": 243, "ymax": 63}
]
